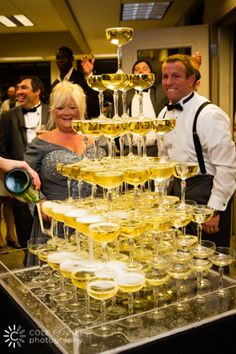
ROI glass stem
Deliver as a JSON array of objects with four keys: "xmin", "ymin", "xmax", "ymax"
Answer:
[
  {"xmin": 100, "ymin": 300, "xmax": 106, "ymax": 323},
  {"xmin": 67, "ymin": 179, "xmax": 72, "ymax": 200},
  {"xmin": 122, "ymin": 91, "xmax": 128, "ymax": 118},
  {"xmin": 113, "ymin": 90, "xmax": 119, "ymax": 118},
  {"xmin": 181, "ymin": 179, "xmax": 186, "ymax": 204},
  {"xmin": 153, "ymin": 286, "xmax": 159, "ymax": 308},
  {"xmin": 138, "ymin": 91, "xmax": 144, "ymax": 118},
  {"xmin": 219, "ymin": 266, "xmax": 224, "ymax": 290},
  {"xmin": 128, "ymin": 292, "xmax": 134, "ymax": 316},
  {"xmin": 98, "ymin": 91, "xmax": 105, "ymax": 118},
  {"xmin": 117, "ymin": 45, "xmax": 122, "ymax": 72},
  {"xmin": 128, "ymin": 238, "xmax": 135, "ymax": 265},
  {"xmin": 119, "ymin": 135, "xmax": 125, "ymax": 157},
  {"xmin": 94, "ymin": 138, "xmax": 99, "ymax": 160},
  {"xmin": 197, "ymin": 223, "xmax": 203, "ymax": 244}
]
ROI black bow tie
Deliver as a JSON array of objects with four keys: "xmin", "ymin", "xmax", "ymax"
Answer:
[
  {"xmin": 166, "ymin": 103, "xmax": 183, "ymax": 111},
  {"xmin": 22, "ymin": 104, "xmax": 41, "ymax": 114}
]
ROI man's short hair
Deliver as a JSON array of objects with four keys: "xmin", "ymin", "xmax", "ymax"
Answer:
[{"xmin": 56, "ymin": 47, "xmax": 74, "ymax": 59}]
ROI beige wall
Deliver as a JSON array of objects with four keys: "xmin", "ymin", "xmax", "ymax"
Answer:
[{"xmin": 122, "ymin": 24, "xmax": 209, "ymax": 98}]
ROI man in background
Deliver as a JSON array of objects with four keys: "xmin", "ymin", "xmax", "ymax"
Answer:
[
  {"xmin": 0, "ymin": 86, "xmax": 17, "ymax": 115},
  {"xmin": 51, "ymin": 46, "xmax": 99, "ymax": 119}
]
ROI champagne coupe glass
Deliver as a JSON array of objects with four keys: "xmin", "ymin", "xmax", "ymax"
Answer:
[
  {"xmin": 98, "ymin": 118, "xmax": 127, "ymax": 158},
  {"xmin": 145, "ymin": 264, "xmax": 170, "ymax": 320},
  {"xmin": 119, "ymin": 217, "xmax": 147, "ymax": 271},
  {"xmin": 123, "ymin": 165, "xmax": 150, "ymax": 210},
  {"xmin": 170, "ymin": 201, "xmax": 196, "ymax": 245},
  {"xmin": 47, "ymin": 251, "xmax": 75, "ymax": 302},
  {"xmin": 167, "ymin": 256, "xmax": 192, "ymax": 307},
  {"xmin": 80, "ymin": 163, "xmax": 105, "ymax": 206},
  {"xmin": 190, "ymin": 240, "xmax": 215, "ymax": 296},
  {"xmin": 71, "ymin": 260, "xmax": 104, "ymax": 325},
  {"xmin": 87, "ymin": 75, "xmax": 107, "ymax": 118},
  {"xmin": 116, "ymin": 271, "xmax": 145, "ymax": 328},
  {"xmin": 191, "ymin": 204, "xmax": 214, "ymax": 244},
  {"xmin": 172, "ymin": 162, "xmax": 198, "ymax": 205},
  {"xmin": 27, "ymin": 237, "xmax": 50, "ymax": 286},
  {"xmin": 94, "ymin": 170, "xmax": 124, "ymax": 215},
  {"xmin": 105, "ymin": 27, "xmax": 133, "ymax": 73},
  {"xmin": 72, "ymin": 119, "xmax": 102, "ymax": 160},
  {"xmin": 210, "ymin": 246, "xmax": 235, "ymax": 295},
  {"xmin": 101, "ymin": 73, "xmax": 128, "ymax": 119},
  {"xmin": 129, "ymin": 73, "xmax": 155, "ymax": 119},
  {"xmin": 59, "ymin": 259, "xmax": 86, "ymax": 313},
  {"xmin": 151, "ymin": 118, "xmax": 176, "ymax": 160},
  {"xmin": 87, "ymin": 274, "xmax": 118, "ymax": 336},
  {"xmin": 88, "ymin": 222, "xmax": 120, "ymax": 267},
  {"xmin": 149, "ymin": 160, "xmax": 174, "ymax": 206},
  {"xmin": 56, "ymin": 161, "xmax": 81, "ymax": 202},
  {"xmin": 127, "ymin": 118, "xmax": 154, "ymax": 157}
]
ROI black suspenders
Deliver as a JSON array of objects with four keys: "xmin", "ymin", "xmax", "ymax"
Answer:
[{"xmin": 192, "ymin": 101, "xmax": 211, "ymax": 174}]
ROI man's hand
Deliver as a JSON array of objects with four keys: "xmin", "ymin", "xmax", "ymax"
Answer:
[
  {"xmin": 81, "ymin": 55, "xmax": 95, "ymax": 76},
  {"xmin": 202, "ymin": 213, "xmax": 220, "ymax": 234}
]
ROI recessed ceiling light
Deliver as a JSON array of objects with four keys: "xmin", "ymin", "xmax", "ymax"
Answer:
[
  {"xmin": 121, "ymin": 2, "xmax": 171, "ymax": 21},
  {"xmin": 0, "ymin": 14, "xmax": 34, "ymax": 27}
]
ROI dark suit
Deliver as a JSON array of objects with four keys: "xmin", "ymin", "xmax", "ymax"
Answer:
[
  {"xmin": 124, "ymin": 82, "xmax": 168, "ymax": 118},
  {"xmin": 51, "ymin": 68, "xmax": 100, "ymax": 119},
  {"xmin": 0, "ymin": 104, "xmax": 50, "ymax": 247}
]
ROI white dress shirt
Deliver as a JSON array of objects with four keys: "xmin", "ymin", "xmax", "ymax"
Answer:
[
  {"xmin": 158, "ymin": 92, "xmax": 236, "ymax": 211},
  {"xmin": 24, "ymin": 105, "xmax": 42, "ymax": 143},
  {"xmin": 130, "ymin": 90, "xmax": 157, "ymax": 146}
]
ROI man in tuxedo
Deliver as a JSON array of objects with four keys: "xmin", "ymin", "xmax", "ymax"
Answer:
[
  {"xmin": 51, "ymin": 46, "xmax": 99, "ymax": 119},
  {"xmin": 0, "ymin": 75, "xmax": 50, "ymax": 248}
]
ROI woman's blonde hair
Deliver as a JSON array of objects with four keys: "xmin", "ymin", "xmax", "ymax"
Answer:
[{"xmin": 47, "ymin": 80, "xmax": 86, "ymax": 129}]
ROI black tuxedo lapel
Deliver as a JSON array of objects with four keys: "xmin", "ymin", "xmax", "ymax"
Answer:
[{"xmin": 16, "ymin": 108, "xmax": 28, "ymax": 148}]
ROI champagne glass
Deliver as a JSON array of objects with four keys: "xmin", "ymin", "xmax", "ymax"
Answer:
[
  {"xmin": 127, "ymin": 118, "xmax": 154, "ymax": 157},
  {"xmin": 123, "ymin": 165, "xmax": 150, "ymax": 210},
  {"xmin": 151, "ymin": 118, "xmax": 176, "ymax": 159},
  {"xmin": 71, "ymin": 260, "xmax": 104, "ymax": 325},
  {"xmin": 172, "ymin": 162, "xmax": 198, "ymax": 204},
  {"xmin": 27, "ymin": 237, "xmax": 50, "ymax": 286},
  {"xmin": 88, "ymin": 222, "xmax": 120, "ymax": 267},
  {"xmin": 101, "ymin": 73, "xmax": 128, "ymax": 119},
  {"xmin": 72, "ymin": 120, "xmax": 102, "ymax": 160},
  {"xmin": 129, "ymin": 73, "xmax": 155, "ymax": 119},
  {"xmin": 87, "ymin": 75, "xmax": 106, "ymax": 118},
  {"xmin": 119, "ymin": 217, "xmax": 147, "ymax": 271},
  {"xmin": 210, "ymin": 246, "xmax": 235, "ymax": 295},
  {"xmin": 149, "ymin": 160, "xmax": 174, "ymax": 206},
  {"xmin": 59, "ymin": 259, "xmax": 86, "ymax": 312},
  {"xmin": 116, "ymin": 271, "xmax": 145, "ymax": 328},
  {"xmin": 98, "ymin": 118, "xmax": 127, "ymax": 158},
  {"xmin": 105, "ymin": 27, "xmax": 133, "ymax": 73},
  {"xmin": 191, "ymin": 240, "xmax": 215, "ymax": 295},
  {"xmin": 47, "ymin": 251, "xmax": 75, "ymax": 302},
  {"xmin": 94, "ymin": 170, "xmax": 124, "ymax": 214},
  {"xmin": 87, "ymin": 274, "xmax": 118, "ymax": 336},
  {"xmin": 191, "ymin": 204, "xmax": 214, "ymax": 244}
]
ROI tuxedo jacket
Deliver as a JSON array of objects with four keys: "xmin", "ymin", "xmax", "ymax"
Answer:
[
  {"xmin": 0, "ymin": 103, "xmax": 50, "ymax": 160},
  {"xmin": 51, "ymin": 68, "xmax": 99, "ymax": 119},
  {"xmin": 123, "ymin": 83, "xmax": 168, "ymax": 117}
]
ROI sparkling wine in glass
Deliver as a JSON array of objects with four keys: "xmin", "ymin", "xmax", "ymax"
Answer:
[
  {"xmin": 87, "ymin": 75, "xmax": 106, "ymax": 118},
  {"xmin": 172, "ymin": 162, "xmax": 198, "ymax": 204},
  {"xmin": 105, "ymin": 27, "xmax": 133, "ymax": 73},
  {"xmin": 129, "ymin": 73, "xmax": 155, "ymax": 119},
  {"xmin": 87, "ymin": 274, "xmax": 118, "ymax": 336},
  {"xmin": 210, "ymin": 246, "xmax": 235, "ymax": 295},
  {"xmin": 151, "ymin": 118, "xmax": 176, "ymax": 159}
]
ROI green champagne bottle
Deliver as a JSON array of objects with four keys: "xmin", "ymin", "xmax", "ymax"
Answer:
[{"xmin": 4, "ymin": 168, "xmax": 40, "ymax": 203}]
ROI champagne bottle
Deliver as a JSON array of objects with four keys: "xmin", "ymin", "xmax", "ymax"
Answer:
[{"xmin": 4, "ymin": 168, "xmax": 40, "ymax": 203}]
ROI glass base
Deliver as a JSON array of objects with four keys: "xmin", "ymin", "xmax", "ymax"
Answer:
[
  {"xmin": 106, "ymin": 304, "xmax": 128, "ymax": 317},
  {"xmin": 92, "ymin": 324, "xmax": 117, "ymax": 337},
  {"xmin": 79, "ymin": 312, "xmax": 99, "ymax": 325},
  {"xmin": 121, "ymin": 316, "xmax": 143, "ymax": 329}
]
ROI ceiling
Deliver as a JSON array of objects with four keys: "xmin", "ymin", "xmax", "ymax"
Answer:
[{"xmin": 0, "ymin": 0, "xmax": 200, "ymax": 61}]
